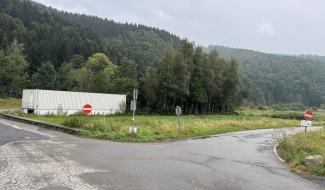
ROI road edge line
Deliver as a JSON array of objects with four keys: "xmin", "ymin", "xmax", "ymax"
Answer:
[
  {"xmin": 273, "ymin": 142, "xmax": 285, "ymax": 163},
  {"xmin": 0, "ymin": 113, "xmax": 85, "ymax": 135}
]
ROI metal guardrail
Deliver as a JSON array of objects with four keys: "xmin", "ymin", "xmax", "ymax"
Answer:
[{"xmin": 0, "ymin": 113, "xmax": 85, "ymax": 134}]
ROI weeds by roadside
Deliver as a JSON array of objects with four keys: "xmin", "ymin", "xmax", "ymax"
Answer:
[
  {"xmin": 277, "ymin": 130, "xmax": 325, "ymax": 176},
  {"xmin": 0, "ymin": 98, "xmax": 20, "ymax": 109},
  {"xmin": 13, "ymin": 114, "xmax": 299, "ymax": 142}
]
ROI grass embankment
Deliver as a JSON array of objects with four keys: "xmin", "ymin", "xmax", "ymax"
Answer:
[
  {"xmin": 0, "ymin": 98, "xmax": 20, "ymax": 109},
  {"xmin": 16, "ymin": 113, "xmax": 300, "ymax": 142},
  {"xmin": 277, "ymin": 130, "xmax": 325, "ymax": 176},
  {"xmin": 238, "ymin": 107, "xmax": 325, "ymax": 125},
  {"xmin": 8, "ymin": 107, "xmax": 325, "ymax": 142}
]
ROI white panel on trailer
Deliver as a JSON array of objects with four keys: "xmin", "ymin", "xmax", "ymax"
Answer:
[
  {"xmin": 21, "ymin": 89, "xmax": 126, "ymax": 115},
  {"xmin": 22, "ymin": 89, "xmax": 38, "ymax": 113}
]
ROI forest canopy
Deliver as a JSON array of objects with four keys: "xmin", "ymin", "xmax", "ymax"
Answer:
[{"xmin": 206, "ymin": 46, "xmax": 325, "ymax": 107}]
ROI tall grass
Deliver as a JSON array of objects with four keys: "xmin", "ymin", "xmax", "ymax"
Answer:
[
  {"xmin": 24, "ymin": 114, "xmax": 298, "ymax": 142},
  {"xmin": 10, "ymin": 107, "xmax": 325, "ymax": 142},
  {"xmin": 0, "ymin": 98, "xmax": 20, "ymax": 109},
  {"xmin": 278, "ymin": 130, "xmax": 325, "ymax": 176}
]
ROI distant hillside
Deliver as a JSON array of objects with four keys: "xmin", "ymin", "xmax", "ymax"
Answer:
[
  {"xmin": 0, "ymin": 0, "xmax": 180, "ymax": 74},
  {"xmin": 1, "ymin": 0, "xmax": 324, "ymax": 107},
  {"xmin": 206, "ymin": 46, "xmax": 325, "ymax": 106},
  {"xmin": 299, "ymin": 54, "xmax": 325, "ymax": 63},
  {"xmin": 0, "ymin": 0, "xmax": 243, "ymax": 113}
]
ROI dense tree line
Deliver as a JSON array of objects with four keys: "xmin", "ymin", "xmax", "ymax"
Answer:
[
  {"xmin": 0, "ymin": 0, "xmax": 180, "ymax": 76},
  {"xmin": 0, "ymin": 40, "xmax": 28, "ymax": 97},
  {"xmin": 206, "ymin": 46, "xmax": 325, "ymax": 107},
  {"xmin": 0, "ymin": 39, "xmax": 242, "ymax": 113},
  {"xmin": 0, "ymin": 0, "xmax": 243, "ymax": 113},
  {"xmin": 141, "ymin": 42, "xmax": 243, "ymax": 114}
]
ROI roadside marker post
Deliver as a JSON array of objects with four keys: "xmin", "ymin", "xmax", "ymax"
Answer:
[
  {"xmin": 175, "ymin": 106, "xmax": 182, "ymax": 129},
  {"xmin": 301, "ymin": 110, "xmax": 313, "ymax": 133},
  {"xmin": 129, "ymin": 89, "xmax": 138, "ymax": 135}
]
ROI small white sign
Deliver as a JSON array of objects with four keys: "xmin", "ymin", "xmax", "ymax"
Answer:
[
  {"xmin": 130, "ymin": 100, "xmax": 137, "ymax": 111},
  {"xmin": 301, "ymin": 120, "xmax": 312, "ymax": 127},
  {"xmin": 175, "ymin": 106, "xmax": 182, "ymax": 116}
]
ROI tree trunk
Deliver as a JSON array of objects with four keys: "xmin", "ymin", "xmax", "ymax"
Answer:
[
  {"xmin": 163, "ymin": 92, "xmax": 167, "ymax": 109},
  {"xmin": 212, "ymin": 102, "xmax": 215, "ymax": 113},
  {"xmin": 205, "ymin": 96, "xmax": 210, "ymax": 114},
  {"xmin": 173, "ymin": 96, "xmax": 176, "ymax": 108},
  {"xmin": 181, "ymin": 96, "xmax": 184, "ymax": 110},
  {"xmin": 209, "ymin": 97, "xmax": 212, "ymax": 113}
]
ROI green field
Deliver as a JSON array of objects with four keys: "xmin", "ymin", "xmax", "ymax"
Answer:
[
  {"xmin": 5, "ymin": 106, "xmax": 325, "ymax": 142},
  {"xmin": 0, "ymin": 98, "xmax": 21, "ymax": 109},
  {"xmin": 10, "ymin": 113, "xmax": 315, "ymax": 142},
  {"xmin": 23, "ymin": 115, "xmax": 298, "ymax": 142},
  {"xmin": 277, "ymin": 129, "xmax": 325, "ymax": 176},
  {"xmin": 237, "ymin": 107, "xmax": 325, "ymax": 120}
]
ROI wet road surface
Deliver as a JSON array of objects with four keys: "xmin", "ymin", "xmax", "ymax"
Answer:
[
  {"xmin": 0, "ymin": 118, "xmax": 324, "ymax": 190},
  {"xmin": 0, "ymin": 120, "xmax": 48, "ymax": 145}
]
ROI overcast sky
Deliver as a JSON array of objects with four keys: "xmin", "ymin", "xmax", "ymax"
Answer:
[{"xmin": 34, "ymin": 0, "xmax": 325, "ymax": 55}]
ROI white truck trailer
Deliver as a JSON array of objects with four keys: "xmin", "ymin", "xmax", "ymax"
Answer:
[{"xmin": 22, "ymin": 89, "xmax": 126, "ymax": 115}]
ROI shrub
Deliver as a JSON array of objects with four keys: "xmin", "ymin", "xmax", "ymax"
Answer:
[
  {"xmin": 270, "ymin": 112, "xmax": 303, "ymax": 120},
  {"xmin": 258, "ymin": 106, "xmax": 267, "ymax": 110},
  {"xmin": 271, "ymin": 102, "xmax": 305, "ymax": 111},
  {"xmin": 62, "ymin": 117, "xmax": 89, "ymax": 128},
  {"xmin": 278, "ymin": 130, "xmax": 325, "ymax": 176}
]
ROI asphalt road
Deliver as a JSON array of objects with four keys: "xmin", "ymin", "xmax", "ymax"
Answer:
[{"xmin": 0, "ymin": 118, "xmax": 324, "ymax": 190}]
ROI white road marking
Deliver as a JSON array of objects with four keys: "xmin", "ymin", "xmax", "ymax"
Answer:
[{"xmin": 273, "ymin": 143, "xmax": 285, "ymax": 163}]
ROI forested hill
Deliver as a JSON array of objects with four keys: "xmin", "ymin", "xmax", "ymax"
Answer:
[
  {"xmin": 0, "ymin": 0, "xmax": 324, "ymax": 109},
  {"xmin": 0, "ymin": 0, "xmax": 243, "ymax": 114},
  {"xmin": 0, "ymin": 0, "xmax": 180, "ymax": 74},
  {"xmin": 206, "ymin": 46, "xmax": 325, "ymax": 106},
  {"xmin": 299, "ymin": 54, "xmax": 325, "ymax": 63}
]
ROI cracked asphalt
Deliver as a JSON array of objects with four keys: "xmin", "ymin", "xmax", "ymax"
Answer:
[{"xmin": 0, "ymin": 118, "xmax": 324, "ymax": 190}]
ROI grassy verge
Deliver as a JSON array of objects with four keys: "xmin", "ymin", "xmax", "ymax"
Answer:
[
  {"xmin": 6, "ymin": 108, "xmax": 324, "ymax": 142},
  {"xmin": 237, "ymin": 107, "xmax": 325, "ymax": 123},
  {"xmin": 11, "ymin": 112, "xmax": 302, "ymax": 142},
  {"xmin": 277, "ymin": 129, "xmax": 325, "ymax": 176},
  {"xmin": 0, "ymin": 98, "xmax": 20, "ymax": 109}
]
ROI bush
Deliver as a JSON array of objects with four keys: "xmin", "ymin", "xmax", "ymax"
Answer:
[
  {"xmin": 270, "ymin": 112, "xmax": 303, "ymax": 120},
  {"xmin": 271, "ymin": 102, "xmax": 305, "ymax": 111},
  {"xmin": 278, "ymin": 130, "xmax": 325, "ymax": 176},
  {"xmin": 0, "ymin": 98, "xmax": 20, "ymax": 108},
  {"xmin": 258, "ymin": 106, "xmax": 267, "ymax": 110},
  {"xmin": 70, "ymin": 111, "xmax": 86, "ymax": 116},
  {"xmin": 62, "ymin": 117, "xmax": 89, "ymax": 128}
]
